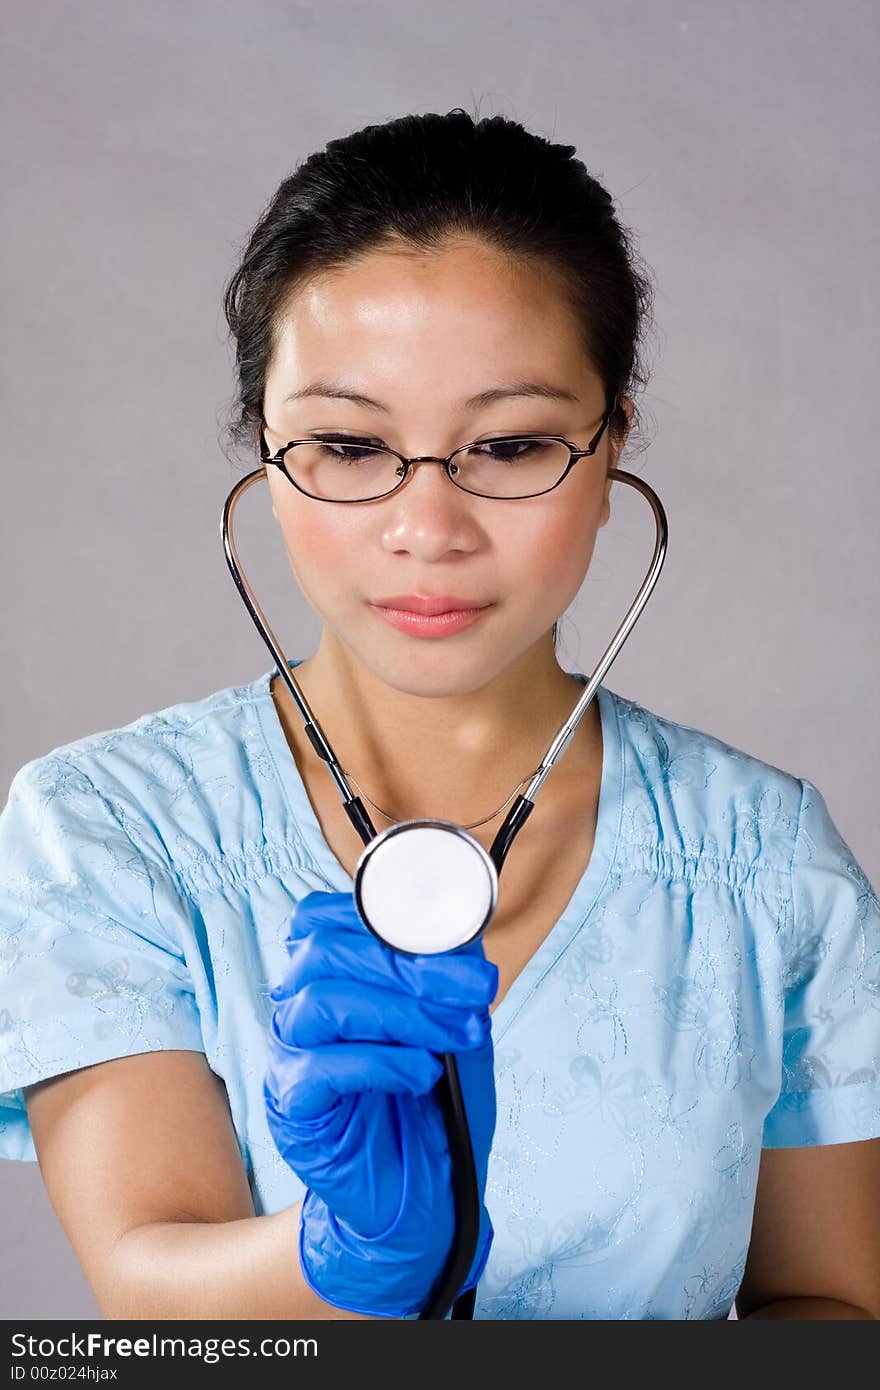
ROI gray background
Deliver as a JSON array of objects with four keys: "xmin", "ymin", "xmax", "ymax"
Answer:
[{"xmin": 2, "ymin": 0, "xmax": 877, "ymax": 1321}]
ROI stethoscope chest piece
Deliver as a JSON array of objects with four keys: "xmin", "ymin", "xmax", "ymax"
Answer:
[{"xmin": 354, "ymin": 819, "xmax": 499, "ymax": 955}]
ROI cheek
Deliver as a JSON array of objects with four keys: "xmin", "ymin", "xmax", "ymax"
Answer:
[
  {"xmin": 503, "ymin": 486, "xmax": 603, "ymax": 607},
  {"xmin": 272, "ymin": 498, "xmax": 364, "ymax": 615}
]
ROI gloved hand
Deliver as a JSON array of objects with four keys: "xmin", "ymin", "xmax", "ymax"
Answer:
[{"xmin": 263, "ymin": 889, "xmax": 499, "ymax": 1319}]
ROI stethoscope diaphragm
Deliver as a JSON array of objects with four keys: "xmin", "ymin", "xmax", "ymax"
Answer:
[{"xmin": 354, "ymin": 818, "xmax": 499, "ymax": 955}]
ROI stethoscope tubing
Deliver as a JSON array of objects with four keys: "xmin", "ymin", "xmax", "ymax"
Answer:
[{"xmin": 222, "ymin": 464, "xmax": 668, "ymax": 1318}]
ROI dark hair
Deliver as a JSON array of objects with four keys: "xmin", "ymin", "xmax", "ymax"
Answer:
[{"xmin": 221, "ymin": 107, "xmax": 657, "ymax": 652}]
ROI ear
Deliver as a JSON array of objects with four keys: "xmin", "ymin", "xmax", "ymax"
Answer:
[
  {"xmin": 598, "ymin": 396, "xmax": 634, "ymax": 528},
  {"xmin": 265, "ymin": 466, "xmax": 280, "ymax": 524},
  {"xmin": 612, "ymin": 395, "xmax": 635, "ymax": 458},
  {"xmin": 598, "ymin": 474, "xmax": 613, "ymax": 529}
]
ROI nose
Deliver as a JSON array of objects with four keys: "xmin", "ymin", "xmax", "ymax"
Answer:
[
  {"xmin": 402, "ymin": 454, "xmax": 452, "ymax": 474},
  {"xmin": 391, "ymin": 454, "xmax": 466, "ymax": 495},
  {"xmin": 380, "ymin": 453, "xmax": 481, "ymax": 559}
]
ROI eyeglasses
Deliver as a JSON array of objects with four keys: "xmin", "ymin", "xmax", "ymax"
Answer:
[{"xmin": 258, "ymin": 405, "xmax": 616, "ymax": 503}]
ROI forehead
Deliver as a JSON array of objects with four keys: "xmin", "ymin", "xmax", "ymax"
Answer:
[{"xmin": 267, "ymin": 237, "xmax": 593, "ymax": 393}]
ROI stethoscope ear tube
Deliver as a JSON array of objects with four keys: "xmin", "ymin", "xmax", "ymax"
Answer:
[{"xmin": 222, "ymin": 464, "xmax": 668, "ymax": 1319}]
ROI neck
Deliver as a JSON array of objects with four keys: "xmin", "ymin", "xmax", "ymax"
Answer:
[{"xmin": 272, "ymin": 631, "xmax": 602, "ymax": 827}]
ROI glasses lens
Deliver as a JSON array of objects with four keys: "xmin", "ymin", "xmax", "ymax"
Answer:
[
  {"xmin": 282, "ymin": 442, "xmax": 403, "ymax": 500},
  {"xmin": 451, "ymin": 438, "xmax": 572, "ymax": 498},
  {"xmin": 281, "ymin": 437, "xmax": 574, "ymax": 500}
]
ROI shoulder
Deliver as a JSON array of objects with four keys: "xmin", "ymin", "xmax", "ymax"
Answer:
[
  {"xmin": 2, "ymin": 670, "xmax": 278, "ymax": 891},
  {"xmin": 605, "ymin": 687, "xmax": 803, "ymax": 888}
]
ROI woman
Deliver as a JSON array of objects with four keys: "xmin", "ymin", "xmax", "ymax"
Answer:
[{"xmin": 1, "ymin": 109, "xmax": 878, "ymax": 1321}]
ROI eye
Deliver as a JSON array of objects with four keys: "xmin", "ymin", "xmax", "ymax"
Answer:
[
  {"xmin": 311, "ymin": 431, "xmax": 386, "ymax": 445},
  {"xmin": 310, "ymin": 432, "xmax": 388, "ymax": 461},
  {"xmin": 467, "ymin": 436, "xmax": 553, "ymax": 463}
]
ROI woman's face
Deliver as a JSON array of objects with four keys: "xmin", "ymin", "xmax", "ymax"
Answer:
[{"xmin": 262, "ymin": 235, "xmax": 630, "ymax": 698}]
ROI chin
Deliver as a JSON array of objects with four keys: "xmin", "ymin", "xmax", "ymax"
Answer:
[
  {"xmin": 387, "ymin": 659, "xmax": 497, "ymax": 700},
  {"xmin": 352, "ymin": 641, "xmax": 508, "ymax": 699}
]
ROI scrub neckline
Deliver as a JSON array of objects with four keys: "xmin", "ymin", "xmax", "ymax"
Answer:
[{"xmin": 254, "ymin": 659, "xmax": 625, "ymax": 1043}]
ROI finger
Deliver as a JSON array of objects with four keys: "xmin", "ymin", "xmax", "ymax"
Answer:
[
  {"xmin": 283, "ymin": 891, "xmax": 499, "ymax": 999},
  {"xmin": 273, "ymin": 978, "xmax": 491, "ymax": 1052},
  {"xmin": 271, "ymin": 920, "xmax": 499, "ymax": 1009},
  {"xmin": 265, "ymin": 1033, "xmax": 444, "ymax": 1122},
  {"xmin": 285, "ymin": 890, "xmax": 363, "ymax": 942}
]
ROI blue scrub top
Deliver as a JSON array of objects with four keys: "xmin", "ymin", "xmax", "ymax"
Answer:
[{"xmin": 1, "ymin": 662, "xmax": 878, "ymax": 1320}]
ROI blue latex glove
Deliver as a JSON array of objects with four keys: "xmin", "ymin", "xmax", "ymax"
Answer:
[{"xmin": 263, "ymin": 889, "xmax": 499, "ymax": 1319}]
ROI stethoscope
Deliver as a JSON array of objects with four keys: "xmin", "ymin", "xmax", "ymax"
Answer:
[{"xmin": 221, "ymin": 450, "xmax": 668, "ymax": 1320}]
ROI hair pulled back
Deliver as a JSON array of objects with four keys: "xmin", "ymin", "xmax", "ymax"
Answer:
[{"xmin": 222, "ymin": 107, "xmax": 656, "ymax": 464}]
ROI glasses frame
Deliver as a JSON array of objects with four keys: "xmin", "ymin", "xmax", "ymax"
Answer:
[{"xmin": 258, "ymin": 404, "xmax": 617, "ymax": 503}]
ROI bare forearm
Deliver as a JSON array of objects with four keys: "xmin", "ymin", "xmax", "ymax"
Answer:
[
  {"xmin": 741, "ymin": 1297, "xmax": 876, "ymax": 1320},
  {"xmin": 101, "ymin": 1200, "xmax": 379, "ymax": 1320}
]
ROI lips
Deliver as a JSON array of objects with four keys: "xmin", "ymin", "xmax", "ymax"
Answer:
[{"xmin": 371, "ymin": 595, "xmax": 489, "ymax": 616}]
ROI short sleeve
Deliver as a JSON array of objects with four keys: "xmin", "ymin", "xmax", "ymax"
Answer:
[
  {"xmin": 762, "ymin": 776, "xmax": 880, "ymax": 1148},
  {"xmin": 0, "ymin": 753, "xmax": 204, "ymax": 1161}
]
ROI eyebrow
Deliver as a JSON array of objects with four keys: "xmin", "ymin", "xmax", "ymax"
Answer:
[{"xmin": 282, "ymin": 379, "xmax": 580, "ymax": 411}]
